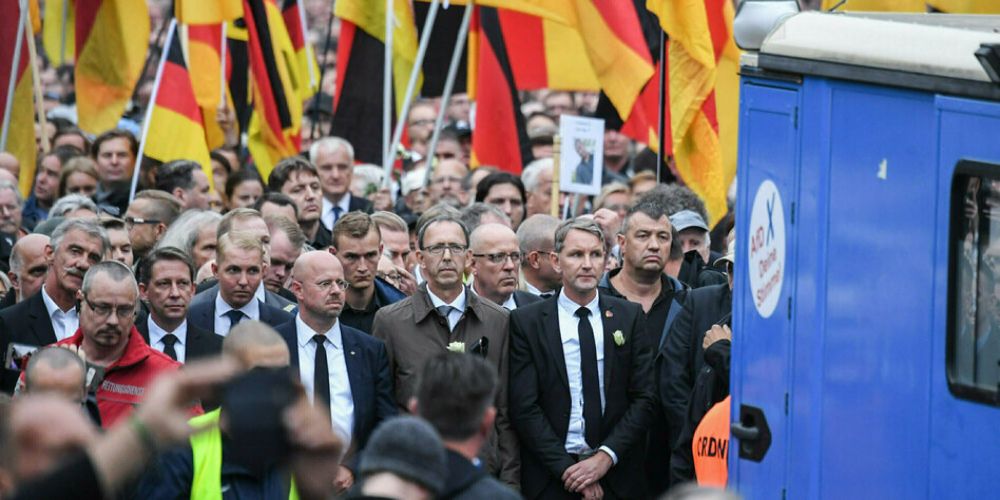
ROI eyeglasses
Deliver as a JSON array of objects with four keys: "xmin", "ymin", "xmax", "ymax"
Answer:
[
  {"xmin": 82, "ymin": 293, "xmax": 136, "ymax": 319},
  {"xmin": 313, "ymin": 279, "xmax": 350, "ymax": 292},
  {"xmin": 473, "ymin": 251, "xmax": 522, "ymax": 264},
  {"xmin": 423, "ymin": 243, "xmax": 467, "ymax": 256},
  {"xmin": 124, "ymin": 216, "xmax": 161, "ymax": 228}
]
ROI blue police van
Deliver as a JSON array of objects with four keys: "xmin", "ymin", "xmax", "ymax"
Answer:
[{"xmin": 729, "ymin": 11, "xmax": 1000, "ymax": 498}]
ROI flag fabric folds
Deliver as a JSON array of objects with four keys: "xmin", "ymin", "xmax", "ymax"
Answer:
[
  {"xmin": 176, "ymin": 0, "xmax": 242, "ymax": 25},
  {"xmin": 1, "ymin": 0, "xmax": 37, "ymax": 197},
  {"xmin": 469, "ymin": 6, "xmax": 533, "ymax": 174},
  {"xmin": 43, "ymin": 0, "xmax": 75, "ymax": 66},
  {"xmin": 499, "ymin": 9, "xmax": 599, "ymax": 92},
  {"xmin": 141, "ymin": 19, "xmax": 213, "ymax": 188},
  {"xmin": 647, "ymin": 0, "xmax": 739, "ymax": 227},
  {"xmin": 74, "ymin": 0, "xmax": 149, "ymax": 135},
  {"xmin": 281, "ymin": 0, "xmax": 320, "ymax": 99}
]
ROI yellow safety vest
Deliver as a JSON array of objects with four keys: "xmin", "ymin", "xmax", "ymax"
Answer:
[{"xmin": 188, "ymin": 409, "xmax": 300, "ymax": 500}]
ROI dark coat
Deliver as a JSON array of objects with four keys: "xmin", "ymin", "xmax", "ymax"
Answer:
[
  {"xmin": 659, "ymin": 283, "xmax": 732, "ymax": 453},
  {"xmin": 508, "ymin": 293, "xmax": 656, "ymax": 499},
  {"xmin": 670, "ymin": 338, "xmax": 731, "ymax": 485},
  {"xmin": 135, "ymin": 313, "xmax": 224, "ymax": 362},
  {"xmin": 274, "ymin": 319, "xmax": 397, "ymax": 468},
  {"xmin": 0, "ymin": 291, "xmax": 57, "ymax": 393},
  {"xmin": 440, "ymin": 449, "xmax": 521, "ymax": 500},
  {"xmin": 512, "ymin": 290, "xmax": 542, "ymax": 308},
  {"xmin": 313, "ymin": 195, "xmax": 374, "ymax": 249},
  {"xmin": 339, "ymin": 278, "xmax": 407, "ymax": 335},
  {"xmin": 192, "ymin": 282, "xmax": 297, "ymax": 313},
  {"xmin": 187, "ymin": 296, "xmax": 294, "ymax": 336}
]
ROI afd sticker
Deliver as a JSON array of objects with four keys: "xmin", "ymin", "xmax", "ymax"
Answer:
[{"xmin": 748, "ymin": 180, "xmax": 785, "ymax": 318}]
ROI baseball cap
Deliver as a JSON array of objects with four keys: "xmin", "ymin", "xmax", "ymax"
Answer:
[{"xmin": 670, "ymin": 209, "xmax": 709, "ymax": 232}]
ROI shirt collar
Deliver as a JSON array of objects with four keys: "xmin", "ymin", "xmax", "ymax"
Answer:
[
  {"xmin": 215, "ymin": 292, "xmax": 260, "ymax": 319},
  {"xmin": 323, "ymin": 193, "xmax": 351, "ymax": 215},
  {"xmin": 524, "ymin": 280, "xmax": 552, "ymax": 297},
  {"xmin": 295, "ymin": 314, "xmax": 343, "ymax": 349},
  {"xmin": 148, "ymin": 316, "xmax": 187, "ymax": 345},
  {"xmin": 41, "ymin": 285, "xmax": 74, "ymax": 315},
  {"xmin": 427, "ymin": 285, "xmax": 467, "ymax": 313},
  {"xmin": 471, "ymin": 280, "xmax": 515, "ymax": 310},
  {"xmin": 558, "ymin": 289, "xmax": 599, "ymax": 317},
  {"xmin": 254, "ymin": 282, "xmax": 267, "ymax": 303}
]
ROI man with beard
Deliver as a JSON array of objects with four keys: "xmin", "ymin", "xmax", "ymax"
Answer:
[
  {"xmin": 0, "ymin": 219, "xmax": 109, "ymax": 393},
  {"xmin": 52, "ymin": 261, "xmax": 181, "ymax": 427},
  {"xmin": 136, "ymin": 247, "xmax": 222, "ymax": 363},
  {"xmin": 268, "ymin": 157, "xmax": 326, "ymax": 248}
]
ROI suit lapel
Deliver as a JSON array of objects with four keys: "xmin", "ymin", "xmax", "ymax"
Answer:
[
  {"xmin": 598, "ymin": 294, "xmax": 617, "ymax": 396},
  {"xmin": 541, "ymin": 300, "xmax": 569, "ymax": 390},
  {"xmin": 341, "ymin": 330, "xmax": 366, "ymax": 437},
  {"xmin": 28, "ymin": 294, "xmax": 57, "ymax": 345}
]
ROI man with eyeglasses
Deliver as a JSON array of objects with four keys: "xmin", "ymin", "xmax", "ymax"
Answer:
[
  {"xmin": 276, "ymin": 250, "xmax": 396, "ymax": 493},
  {"xmin": 124, "ymin": 190, "xmax": 182, "ymax": 262},
  {"xmin": 51, "ymin": 260, "xmax": 181, "ymax": 427},
  {"xmin": 470, "ymin": 224, "xmax": 540, "ymax": 311},
  {"xmin": 372, "ymin": 214, "xmax": 520, "ymax": 487},
  {"xmin": 429, "ymin": 159, "xmax": 470, "ymax": 209},
  {"xmin": 0, "ymin": 219, "xmax": 109, "ymax": 394},
  {"xmin": 330, "ymin": 212, "xmax": 405, "ymax": 335}
]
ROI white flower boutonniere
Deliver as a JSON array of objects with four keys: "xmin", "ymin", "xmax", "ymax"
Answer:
[
  {"xmin": 613, "ymin": 330, "xmax": 625, "ymax": 347},
  {"xmin": 447, "ymin": 342, "xmax": 466, "ymax": 353}
]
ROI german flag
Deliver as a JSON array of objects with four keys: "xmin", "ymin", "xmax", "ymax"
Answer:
[
  {"xmin": 243, "ymin": 0, "xmax": 301, "ymax": 178},
  {"xmin": 331, "ymin": 0, "xmax": 421, "ymax": 164},
  {"xmin": 281, "ymin": 0, "xmax": 319, "ymax": 99},
  {"xmin": 42, "ymin": 0, "xmax": 75, "ymax": 67},
  {"xmin": 647, "ymin": 0, "xmax": 739, "ymax": 226},
  {"xmin": 141, "ymin": 20, "xmax": 213, "ymax": 188},
  {"xmin": 1, "ymin": 0, "xmax": 37, "ymax": 197},
  {"xmin": 226, "ymin": 18, "xmax": 252, "ymax": 135},
  {"xmin": 184, "ymin": 23, "xmax": 227, "ymax": 149},
  {"xmin": 74, "ymin": 0, "xmax": 149, "ymax": 135},
  {"xmin": 469, "ymin": 6, "xmax": 533, "ymax": 173},
  {"xmin": 176, "ymin": 0, "xmax": 242, "ymax": 24}
]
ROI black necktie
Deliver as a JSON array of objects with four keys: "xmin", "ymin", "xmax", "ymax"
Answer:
[
  {"xmin": 313, "ymin": 335, "xmax": 333, "ymax": 424},
  {"xmin": 540, "ymin": 292, "xmax": 554, "ymax": 299},
  {"xmin": 161, "ymin": 334, "xmax": 178, "ymax": 361},
  {"xmin": 224, "ymin": 310, "xmax": 245, "ymax": 332},
  {"xmin": 575, "ymin": 307, "xmax": 601, "ymax": 449}
]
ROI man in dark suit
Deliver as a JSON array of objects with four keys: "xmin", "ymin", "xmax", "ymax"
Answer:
[
  {"xmin": 187, "ymin": 232, "xmax": 293, "ymax": 336},
  {"xmin": 470, "ymin": 223, "xmax": 540, "ymax": 311},
  {"xmin": 3, "ymin": 233, "xmax": 50, "ymax": 309},
  {"xmin": 310, "ymin": 137, "xmax": 373, "ymax": 250},
  {"xmin": 0, "ymin": 219, "xmax": 109, "ymax": 393},
  {"xmin": 276, "ymin": 250, "xmax": 396, "ymax": 494},
  {"xmin": 509, "ymin": 218, "xmax": 655, "ymax": 499},
  {"xmin": 136, "ymin": 247, "xmax": 222, "ymax": 362}
]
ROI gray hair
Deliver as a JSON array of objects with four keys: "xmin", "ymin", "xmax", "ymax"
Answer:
[
  {"xmin": 353, "ymin": 164, "xmax": 384, "ymax": 189},
  {"xmin": 50, "ymin": 218, "xmax": 110, "ymax": 256},
  {"xmin": 521, "ymin": 158, "xmax": 553, "ymax": 193},
  {"xmin": 460, "ymin": 202, "xmax": 510, "ymax": 234},
  {"xmin": 554, "ymin": 218, "xmax": 605, "ymax": 254},
  {"xmin": 156, "ymin": 209, "xmax": 222, "ymax": 255},
  {"xmin": 24, "ymin": 347, "xmax": 86, "ymax": 393},
  {"xmin": 371, "ymin": 210, "xmax": 408, "ymax": 233},
  {"xmin": 50, "ymin": 194, "xmax": 99, "ymax": 217},
  {"xmin": 621, "ymin": 198, "xmax": 673, "ymax": 235},
  {"xmin": 0, "ymin": 181, "xmax": 22, "ymax": 206},
  {"xmin": 516, "ymin": 214, "xmax": 559, "ymax": 254},
  {"xmin": 638, "ymin": 183, "xmax": 710, "ymax": 226},
  {"xmin": 309, "ymin": 136, "xmax": 354, "ymax": 164},
  {"xmin": 81, "ymin": 260, "xmax": 138, "ymax": 298},
  {"xmin": 417, "ymin": 214, "xmax": 469, "ymax": 249}
]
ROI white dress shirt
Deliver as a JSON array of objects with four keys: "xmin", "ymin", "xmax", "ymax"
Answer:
[
  {"xmin": 41, "ymin": 285, "xmax": 79, "ymax": 341},
  {"xmin": 254, "ymin": 282, "xmax": 267, "ymax": 303},
  {"xmin": 213, "ymin": 293, "xmax": 261, "ymax": 336},
  {"xmin": 295, "ymin": 315, "xmax": 354, "ymax": 448},
  {"xmin": 427, "ymin": 286, "xmax": 466, "ymax": 331},
  {"xmin": 557, "ymin": 290, "xmax": 617, "ymax": 463},
  {"xmin": 321, "ymin": 194, "xmax": 352, "ymax": 231},
  {"xmin": 524, "ymin": 281, "xmax": 554, "ymax": 298},
  {"xmin": 148, "ymin": 316, "xmax": 188, "ymax": 363}
]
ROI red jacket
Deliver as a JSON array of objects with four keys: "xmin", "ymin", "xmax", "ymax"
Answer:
[{"xmin": 55, "ymin": 326, "xmax": 183, "ymax": 427}]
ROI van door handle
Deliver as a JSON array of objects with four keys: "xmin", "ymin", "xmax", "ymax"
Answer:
[{"xmin": 731, "ymin": 404, "xmax": 772, "ymax": 462}]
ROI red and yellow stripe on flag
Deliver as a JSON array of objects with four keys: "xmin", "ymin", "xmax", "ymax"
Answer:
[
  {"xmin": 648, "ymin": 0, "xmax": 738, "ymax": 226},
  {"xmin": 469, "ymin": 6, "xmax": 533, "ymax": 173},
  {"xmin": 176, "ymin": 0, "xmax": 242, "ymax": 24},
  {"xmin": 74, "ymin": 0, "xmax": 149, "ymax": 135},
  {"xmin": 281, "ymin": 0, "xmax": 320, "ymax": 99},
  {"xmin": 499, "ymin": 9, "xmax": 598, "ymax": 91},
  {"xmin": 1, "ymin": 0, "xmax": 37, "ymax": 197},
  {"xmin": 142, "ymin": 20, "xmax": 213, "ymax": 189},
  {"xmin": 184, "ymin": 23, "xmax": 227, "ymax": 149},
  {"xmin": 243, "ymin": 0, "xmax": 300, "ymax": 179}
]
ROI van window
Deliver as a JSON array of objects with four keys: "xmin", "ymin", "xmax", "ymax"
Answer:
[{"xmin": 949, "ymin": 167, "xmax": 1000, "ymax": 404}]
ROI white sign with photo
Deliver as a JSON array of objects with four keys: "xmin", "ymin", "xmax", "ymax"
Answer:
[{"xmin": 558, "ymin": 115, "xmax": 604, "ymax": 196}]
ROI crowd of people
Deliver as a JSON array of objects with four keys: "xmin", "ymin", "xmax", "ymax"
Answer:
[{"xmin": 0, "ymin": 2, "xmax": 741, "ymax": 499}]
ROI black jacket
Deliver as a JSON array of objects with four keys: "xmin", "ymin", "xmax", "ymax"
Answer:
[
  {"xmin": 509, "ymin": 293, "xmax": 656, "ymax": 499},
  {"xmin": 187, "ymin": 296, "xmax": 294, "ymax": 336},
  {"xmin": 669, "ymin": 338, "xmax": 731, "ymax": 484},
  {"xmin": 0, "ymin": 291, "xmax": 57, "ymax": 393},
  {"xmin": 511, "ymin": 290, "xmax": 542, "ymax": 308},
  {"xmin": 659, "ymin": 284, "xmax": 731, "ymax": 453},
  {"xmin": 313, "ymin": 195, "xmax": 374, "ymax": 249},
  {"xmin": 440, "ymin": 449, "xmax": 520, "ymax": 500},
  {"xmin": 135, "ymin": 313, "xmax": 224, "ymax": 362}
]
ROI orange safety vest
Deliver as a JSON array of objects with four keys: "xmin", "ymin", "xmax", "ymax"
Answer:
[{"xmin": 692, "ymin": 395, "xmax": 731, "ymax": 487}]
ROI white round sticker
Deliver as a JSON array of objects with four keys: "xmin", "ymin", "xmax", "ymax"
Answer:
[{"xmin": 747, "ymin": 180, "xmax": 785, "ymax": 318}]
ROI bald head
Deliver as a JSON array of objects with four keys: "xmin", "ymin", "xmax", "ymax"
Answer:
[
  {"xmin": 470, "ymin": 223, "xmax": 521, "ymax": 306},
  {"xmin": 291, "ymin": 250, "xmax": 343, "ymax": 281},
  {"xmin": 470, "ymin": 223, "xmax": 518, "ymax": 252},
  {"xmin": 291, "ymin": 251, "xmax": 346, "ymax": 327},
  {"xmin": 223, "ymin": 321, "xmax": 289, "ymax": 369},
  {"xmin": 24, "ymin": 347, "xmax": 87, "ymax": 403},
  {"xmin": 0, "ymin": 153, "xmax": 18, "ymax": 180},
  {"xmin": 10, "ymin": 234, "xmax": 51, "ymax": 302}
]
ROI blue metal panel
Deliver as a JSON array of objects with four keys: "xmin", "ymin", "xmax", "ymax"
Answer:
[
  {"xmin": 928, "ymin": 95, "xmax": 1000, "ymax": 500},
  {"xmin": 731, "ymin": 79, "xmax": 799, "ymax": 499},
  {"xmin": 818, "ymin": 81, "xmax": 936, "ymax": 498}
]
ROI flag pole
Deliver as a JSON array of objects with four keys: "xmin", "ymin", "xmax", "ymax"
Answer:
[
  {"xmin": 296, "ymin": 0, "xmax": 317, "ymax": 89},
  {"xmin": 382, "ymin": 0, "xmax": 394, "ymax": 179},
  {"xmin": 60, "ymin": 0, "xmax": 69, "ymax": 65},
  {"xmin": 551, "ymin": 134, "xmax": 561, "ymax": 217},
  {"xmin": 311, "ymin": 3, "xmax": 337, "ymax": 140},
  {"xmin": 0, "ymin": 0, "xmax": 27, "ymax": 152},
  {"xmin": 422, "ymin": 1, "xmax": 473, "ymax": 188},
  {"xmin": 130, "ymin": 19, "xmax": 177, "ymax": 203},
  {"xmin": 655, "ymin": 29, "xmax": 667, "ymax": 184},
  {"xmin": 219, "ymin": 22, "xmax": 228, "ymax": 104},
  {"xmin": 384, "ymin": 0, "xmax": 442, "ymax": 188},
  {"xmin": 25, "ymin": 5, "xmax": 50, "ymax": 153}
]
